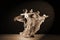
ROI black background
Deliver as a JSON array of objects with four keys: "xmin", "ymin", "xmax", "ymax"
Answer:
[{"xmin": 0, "ymin": 0, "xmax": 60, "ymax": 34}]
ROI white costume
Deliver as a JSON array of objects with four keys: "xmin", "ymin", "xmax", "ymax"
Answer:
[{"xmin": 14, "ymin": 9, "xmax": 48, "ymax": 37}]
